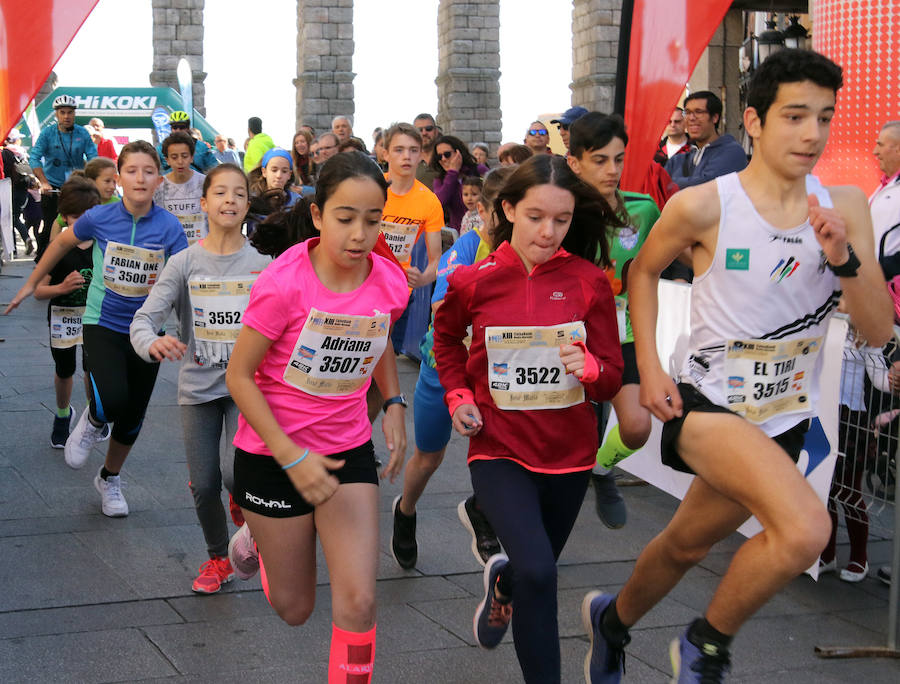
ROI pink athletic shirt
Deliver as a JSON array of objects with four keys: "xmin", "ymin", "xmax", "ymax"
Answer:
[{"xmin": 233, "ymin": 238, "xmax": 409, "ymax": 456}]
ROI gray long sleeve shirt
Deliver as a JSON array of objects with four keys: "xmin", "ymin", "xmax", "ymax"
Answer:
[{"xmin": 130, "ymin": 240, "xmax": 271, "ymax": 405}]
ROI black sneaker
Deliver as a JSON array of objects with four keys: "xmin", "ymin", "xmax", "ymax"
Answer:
[
  {"xmin": 457, "ymin": 496, "xmax": 501, "ymax": 566},
  {"xmin": 877, "ymin": 566, "xmax": 891, "ymax": 586},
  {"xmin": 50, "ymin": 406, "xmax": 74, "ymax": 449},
  {"xmin": 592, "ymin": 472, "xmax": 627, "ymax": 529},
  {"xmin": 391, "ymin": 495, "xmax": 417, "ymax": 569}
]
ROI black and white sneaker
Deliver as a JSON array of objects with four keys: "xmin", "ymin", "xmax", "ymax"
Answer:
[
  {"xmin": 50, "ymin": 405, "xmax": 74, "ymax": 449},
  {"xmin": 457, "ymin": 495, "xmax": 501, "ymax": 566},
  {"xmin": 391, "ymin": 495, "xmax": 417, "ymax": 569}
]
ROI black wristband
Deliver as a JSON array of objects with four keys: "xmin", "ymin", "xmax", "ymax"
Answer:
[
  {"xmin": 826, "ymin": 244, "xmax": 860, "ymax": 278},
  {"xmin": 383, "ymin": 394, "xmax": 408, "ymax": 413}
]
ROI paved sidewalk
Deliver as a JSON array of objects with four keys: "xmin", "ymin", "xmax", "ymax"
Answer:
[{"xmin": 1, "ymin": 253, "xmax": 898, "ymax": 683}]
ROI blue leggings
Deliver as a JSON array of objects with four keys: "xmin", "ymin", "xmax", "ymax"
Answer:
[{"xmin": 469, "ymin": 458, "xmax": 590, "ymax": 684}]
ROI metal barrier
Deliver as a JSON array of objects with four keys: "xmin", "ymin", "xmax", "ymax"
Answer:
[{"xmin": 816, "ymin": 321, "xmax": 900, "ymax": 659}]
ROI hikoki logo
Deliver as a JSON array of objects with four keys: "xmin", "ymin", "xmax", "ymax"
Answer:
[
  {"xmin": 770, "ymin": 256, "xmax": 800, "ymax": 282},
  {"xmin": 72, "ymin": 95, "xmax": 158, "ymax": 111}
]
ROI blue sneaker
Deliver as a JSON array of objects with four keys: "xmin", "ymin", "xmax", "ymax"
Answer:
[
  {"xmin": 581, "ymin": 591, "xmax": 629, "ymax": 683},
  {"xmin": 473, "ymin": 553, "xmax": 512, "ymax": 649},
  {"xmin": 669, "ymin": 625, "xmax": 730, "ymax": 683}
]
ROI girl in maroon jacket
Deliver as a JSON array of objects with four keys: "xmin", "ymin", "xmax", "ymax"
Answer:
[{"xmin": 433, "ymin": 155, "xmax": 624, "ymax": 682}]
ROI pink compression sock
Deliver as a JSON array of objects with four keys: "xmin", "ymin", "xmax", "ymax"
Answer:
[{"xmin": 328, "ymin": 622, "xmax": 376, "ymax": 683}]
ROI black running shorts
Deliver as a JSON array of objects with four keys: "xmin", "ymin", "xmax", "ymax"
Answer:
[
  {"xmin": 233, "ymin": 440, "xmax": 378, "ymax": 518},
  {"xmin": 660, "ymin": 382, "xmax": 810, "ymax": 474}
]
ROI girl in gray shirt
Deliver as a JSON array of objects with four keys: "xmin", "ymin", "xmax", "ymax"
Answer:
[{"xmin": 131, "ymin": 164, "xmax": 271, "ymax": 593}]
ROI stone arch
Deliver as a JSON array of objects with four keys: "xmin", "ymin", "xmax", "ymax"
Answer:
[
  {"xmin": 149, "ymin": 0, "xmax": 207, "ymax": 116},
  {"xmin": 146, "ymin": 0, "xmax": 623, "ymax": 144}
]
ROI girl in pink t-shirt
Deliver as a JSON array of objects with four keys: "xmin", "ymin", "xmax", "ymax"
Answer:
[{"xmin": 225, "ymin": 152, "xmax": 409, "ymax": 683}]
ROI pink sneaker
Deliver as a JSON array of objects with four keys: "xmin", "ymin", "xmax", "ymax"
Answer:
[
  {"xmin": 192, "ymin": 556, "xmax": 235, "ymax": 594},
  {"xmin": 228, "ymin": 523, "xmax": 260, "ymax": 580}
]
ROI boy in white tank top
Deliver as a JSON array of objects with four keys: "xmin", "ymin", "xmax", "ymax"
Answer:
[{"xmin": 580, "ymin": 49, "xmax": 893, "ymax": 683}]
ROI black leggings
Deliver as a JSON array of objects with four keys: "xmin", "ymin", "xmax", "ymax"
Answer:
[
  {"xmin": 83, "ymin": 324, "xmax": 160, "ymax": 446},
  {"xmin": 470, "ymin": 458, "xmax": 590, "ymax": 684}
]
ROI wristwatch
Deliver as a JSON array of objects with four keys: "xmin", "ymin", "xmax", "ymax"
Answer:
[
  {"xmin": 826, "ymin": 244, "xmax": 860, "ymax": 278},
  {"xmin": 383, "ymin": 394, "xmax": 408, "ymax": 412}
]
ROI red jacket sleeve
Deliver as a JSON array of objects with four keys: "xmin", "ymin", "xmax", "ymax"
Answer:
[
  {"xmin": 580, "ymin": 271, "xmax": 624, "ymax": 402},
  {"xmin": 432, "ymin": 268, "xmax": 474, "ymax": 406}
]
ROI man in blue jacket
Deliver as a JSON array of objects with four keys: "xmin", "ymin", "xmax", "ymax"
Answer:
[
  {"xmin": 29, "ymin": 94, "xmax": 97, "ymax": 257},
  {"xmin": 665, "ymin": 91, "xmax": 747, "ymax": 189}
]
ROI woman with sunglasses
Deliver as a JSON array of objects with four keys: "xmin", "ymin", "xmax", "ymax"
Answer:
[{"xmin": 429, "ymin": 135, "xmax": 488, "ymax": 232}]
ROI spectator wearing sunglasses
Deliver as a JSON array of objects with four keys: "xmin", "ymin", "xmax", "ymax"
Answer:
[
  {"xmin": 429, "ymin": 135, "xmax": 489, "ymax": 231},
  {"xmin": 524, "ymin": 120, "xmax": 552, "ymax": 155},
  {"xmin": 550, "ymin": 106, "xmax": 588, "ymax": 152},
  {"xmin": 414, "ymin": 113, "xmax": 440, "ymax": 188}
]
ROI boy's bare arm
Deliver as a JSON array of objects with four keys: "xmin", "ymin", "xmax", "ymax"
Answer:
[
  {"xmin": 629, "ymin": 184, "xmax": 719, "ymax": 421},
  {"xmin": 824, "ymin": 185, "xmax": 893, "ymax": 346}
]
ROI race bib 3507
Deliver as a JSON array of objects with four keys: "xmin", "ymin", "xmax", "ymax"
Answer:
[{"xmin": 283, "ymin": 307, "xmax": 390, "ymax": 396}]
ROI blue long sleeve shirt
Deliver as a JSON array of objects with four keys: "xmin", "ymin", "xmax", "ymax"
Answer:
[
  {"xmin": 29, "ymin": 124, "xmax": 97, "ymax": 188},
  {"xmin": 665, "ymin": 134, "xmax": 747, "ymax": 190}
]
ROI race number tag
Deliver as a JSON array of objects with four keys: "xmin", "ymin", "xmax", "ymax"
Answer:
[
  {"xmin": 380, "ymin": 220, "xmax": 419, "ymax": 264},
  {"xmin": 283, "ymin": 307, "xmax": 390, "ymax": 396},
  {"xmin": 485, "ymin": 322, "xmax": 586, "ymax": 410},
  {"xmin": 176, "ymin": 213, "xmax": 207, "ymax": 244},
  {"xmin": 189, "ymin": 276, "xmax": 256, "ymax": 343},
  {"xmin": 49, "ymin": 306, "xmax": 85, "ymax": 349},
  {"xmin": 723, "ymin": 336, "xmax": 822, "ymax": 423},
  {"xmin": 102, "ymin": 242, "xmax": 164, "ymax": 297}
]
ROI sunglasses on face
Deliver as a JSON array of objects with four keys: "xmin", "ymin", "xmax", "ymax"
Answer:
[
  {"xmin": 170, "ymin": 124, "xmax": 189, "ymax": 130},
  {"xmin": 417, "ymin": 125, "xmax": 435, "ymax": 133},
  {"xmin": 528, "ymin": 128, "xmax": 548, "ymax": 136},
  {"xmin": 556, "ymin": 123, "xmax": 569, "ymax": 131},
  {"xmin": 438, "ymin": 150, "xmax": 455, "ymax": 160}
]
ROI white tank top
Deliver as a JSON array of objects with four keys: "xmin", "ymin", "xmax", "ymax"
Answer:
[{"xmin": 680, "ymin": 173, "xmax": 841, "ymax": 437}]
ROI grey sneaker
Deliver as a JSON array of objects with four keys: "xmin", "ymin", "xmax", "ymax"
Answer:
[
  {"xmin": 473, "ymin": 553, "xmax": 512, "ymax": 649},
  {"xmin": 592, "ymin": 472, "xmax": 627, "ymax": 529},
  {"xmin": 228, "ymin": 523, "xmax": 260, "ymax": 580},
  {"xmin": 93, "ymin": 469, "xmax": 129, "ymax": 517},
  {"xmin": 65, "ymin": 407, "xmax": 106, "ymax": 469}
]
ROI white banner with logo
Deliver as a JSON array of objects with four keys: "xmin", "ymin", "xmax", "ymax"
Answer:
[{"xmin": 605, "ymin": 281, "xmax": 844, "ymax": 579}]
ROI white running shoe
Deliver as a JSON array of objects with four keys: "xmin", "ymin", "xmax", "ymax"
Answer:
[
  {"xmin": 65, "ymin": 408, "xmax": 107, "ymax": 469},
  {"xmin": 93, "ymin": 469, "xmax": 129, "ymax": 517}
]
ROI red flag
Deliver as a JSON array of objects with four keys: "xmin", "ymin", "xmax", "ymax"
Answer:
[
  {"xmin": 620, "ymin": 0, "xmax": 733, "ymax": 194},
  {"xmin": 0, "ymin": 0, "xmax": 99, "ymax": 140}
]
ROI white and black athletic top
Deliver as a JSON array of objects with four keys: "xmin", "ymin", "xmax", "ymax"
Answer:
[{"xmin": 679, "ymin": 172, "xmax": 841, "ymax": 437}]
